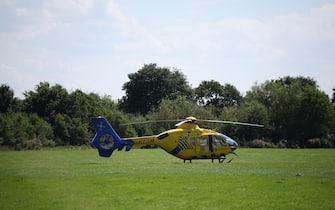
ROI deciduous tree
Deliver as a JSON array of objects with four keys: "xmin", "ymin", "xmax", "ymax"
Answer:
[
  {"xmin": 0, "ymin": 84, "xmax": 18, "ymax": 113},
  {"xmin": 119, "ymin": 63, "xmax": 193, "ymax": 115}
]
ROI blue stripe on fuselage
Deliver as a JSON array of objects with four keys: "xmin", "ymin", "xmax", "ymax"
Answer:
[{"xmin": 170, "ymin": 146, "xmax": 180, "ymax": 155}]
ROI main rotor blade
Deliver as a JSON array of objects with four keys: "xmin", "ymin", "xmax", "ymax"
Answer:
[
  {"xmin": 121, "ymin": 119, "xmax": 182, "ymax": 125},
  {"xmin": 198, "ymin": 119, "xmax": 264, "ymax": 127},
  {"xmin": 121, "ymin": 118, "xmax": 264, "ymax": 128}
]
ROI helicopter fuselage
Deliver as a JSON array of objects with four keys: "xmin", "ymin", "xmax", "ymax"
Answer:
[
  {"xmin": 125, "ymin": 122, "xmax": 238, "ymax": 161},
  {"xmin": 91, "ymin": 116, "xmax": 239, "ymax": 162}
]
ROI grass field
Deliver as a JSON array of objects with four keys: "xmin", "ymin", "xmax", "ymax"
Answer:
[{"xmin": 0, "ymin": 148, "xmax": 334, "ymax": 210}]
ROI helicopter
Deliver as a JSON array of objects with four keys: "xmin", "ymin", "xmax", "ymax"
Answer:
[{"xmin": 91, "ymin": 116, "xmax": 263, "ymax": 163}]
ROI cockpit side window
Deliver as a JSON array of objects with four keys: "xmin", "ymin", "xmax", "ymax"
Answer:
[
  {"xmin": 190, "ymin": 137, "xmax": 196, "ymax": 145},
  {"xmin": 213, "ymin": 135, "xmax": 227, "ymax": 146}
]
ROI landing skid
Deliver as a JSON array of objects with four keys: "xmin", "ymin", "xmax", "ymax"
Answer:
[
  {"xmin": 211, "ymin": 158, "xmax": 225, "ymax": 163},
  {"xmin": 213, "ymin": 157, "xmax": 233, "ymax": 163},
  {"xmin": 183, "ymin": 157, "xmax": 233, "ymax": 163}
]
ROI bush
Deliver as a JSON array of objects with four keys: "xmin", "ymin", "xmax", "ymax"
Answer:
[
  {"xmin": 277, "ymin": 139, "xmax": 287, "ymax": 148},
  {"xmin": 42, "ymin": 139, "xmax": 56, "ymax": 147},
  {"xmin": 306, "ymin": 138, "xmax": 334, "ymax": 148},
  {"xmin": 26, "ymin": 138, "xmax": 42, "ymax": 150},
  {"xmin": 249, "ymin": 139, "xmax": 276, "ymax": 148}
]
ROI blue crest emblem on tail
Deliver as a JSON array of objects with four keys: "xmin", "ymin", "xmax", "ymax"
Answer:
[{"xmin": 91, "ymin": 117, "xmax": 134, "ymax": 157}]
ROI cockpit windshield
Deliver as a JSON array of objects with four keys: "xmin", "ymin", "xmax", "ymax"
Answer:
[{"xmin": 218, "ymin": 134, "xmax": 238, "ymax": 147}]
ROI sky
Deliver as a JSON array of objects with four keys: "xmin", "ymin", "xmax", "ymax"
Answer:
[{"xmin": 1, "ymin": 0, "xmax": 335, "ymax": 100}]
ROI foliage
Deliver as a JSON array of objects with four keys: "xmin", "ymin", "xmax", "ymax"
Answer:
[
  {"xmin": 0, "ymin": 112, "xmax": 54, "ymax": 149},
  {"xmin": 244, "ymin": 76, "xmax": 335, "ymax": 147},
  {"xmin": 306, "ymin": 138, "xmax": 335, "ymax": 148},
  {"xmin": 23, "ymin": 82, "xmax": 69, "ymax": 122},
  {"xmin": 119, "ymin": 63, "xmax": 193, "ymax": 115},
  {"xmin": 195, "ymin": 80, "xmax": 242, "ymax": 107},
  {"xmin": 0, "ymin": 84, "xmax": 19, "ymax": 113},
  {"xmin": 145, "ymin": 96, "xmax": 215, "ymax": 134},
  {"xmin": 0, "ymin": 82, "xmax": 139, "ymax": 149},
  {"xmin": 294, "ymin": 88, "xmax": 335, "ymax": 145},
  {"xmin": 195, "ymin": 80, "xmax": 242, "ymax": 116},
  {"xmin": 249, "ymin": 139, "xmax": 277, "ymax": 148},
  {"xmin": 149, "ymin": 96, "xmax": 214, "ymax": 121},
  {"xmin": 53, "ymin": 114, "xmax": 90, "ymax": 146},
  {"xmin": 1, "ymin": 73, "xmax": 335, "ymax": 149},
  {"xmin": 227, "ymin": 100, "xmax": 269, "ymax": 144}
]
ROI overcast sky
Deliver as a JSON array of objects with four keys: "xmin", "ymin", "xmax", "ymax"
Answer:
[{"xmin": 1, "ymin": 0, "xmax": 334, "ymax": 100}]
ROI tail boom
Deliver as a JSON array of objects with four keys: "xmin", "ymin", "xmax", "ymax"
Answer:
[{"xmin": 124, "ymin": 136, "xmax": 157, "ymax": 148}]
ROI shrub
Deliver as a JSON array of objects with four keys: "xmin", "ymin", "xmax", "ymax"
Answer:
[
  {"xmin": 26, "ymin": 138, "xmax": 42, "ymax": 150},
  {"xmin": 306, "ymin": 138, "xmax": 334, "ymax": 148},
  {"xmin": 249, "ymin": 139, "xmax": 276, "ymax": 148}
]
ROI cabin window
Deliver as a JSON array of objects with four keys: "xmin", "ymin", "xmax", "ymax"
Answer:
[
  {"xmin": 199, "ymin": 136, "xmax": 208, "ymax": 146},
  {"xmin": 157, "ymin": 132, "xmax": 169, "ymax": 140}
]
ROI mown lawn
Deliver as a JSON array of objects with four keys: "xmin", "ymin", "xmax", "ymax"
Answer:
[{"xmin": 0, "ymin": 148, "xmax": 334, "ymax": 210}]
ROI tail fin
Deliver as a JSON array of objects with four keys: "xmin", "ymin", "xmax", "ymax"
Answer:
[{"xmin": 91, "ymin": 117, "xmax": 134, "ymax": 157}]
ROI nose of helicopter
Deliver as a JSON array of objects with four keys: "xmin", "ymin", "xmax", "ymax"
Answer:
[
  {"xmin": 220, "ymin": 134, "xmax": 238, "ymax": 151},
  {"xmin": 225, "ymin": 137, "xmax": 238, "ymax": 148}
]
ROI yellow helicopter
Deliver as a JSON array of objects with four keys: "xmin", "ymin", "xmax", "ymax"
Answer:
[{"xmin": 91, "ymin": 116, "xmax": 263, "ymax": 163}]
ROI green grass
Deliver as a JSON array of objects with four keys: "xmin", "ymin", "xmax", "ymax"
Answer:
[{"xmin": 1, "ymin": 148, "xmax": 335, "ymax": 210}]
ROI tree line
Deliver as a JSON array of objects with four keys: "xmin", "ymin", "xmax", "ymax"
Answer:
[{"xmin": 1, "ymin": 63, "xmax": 335, "ymax": 149}]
